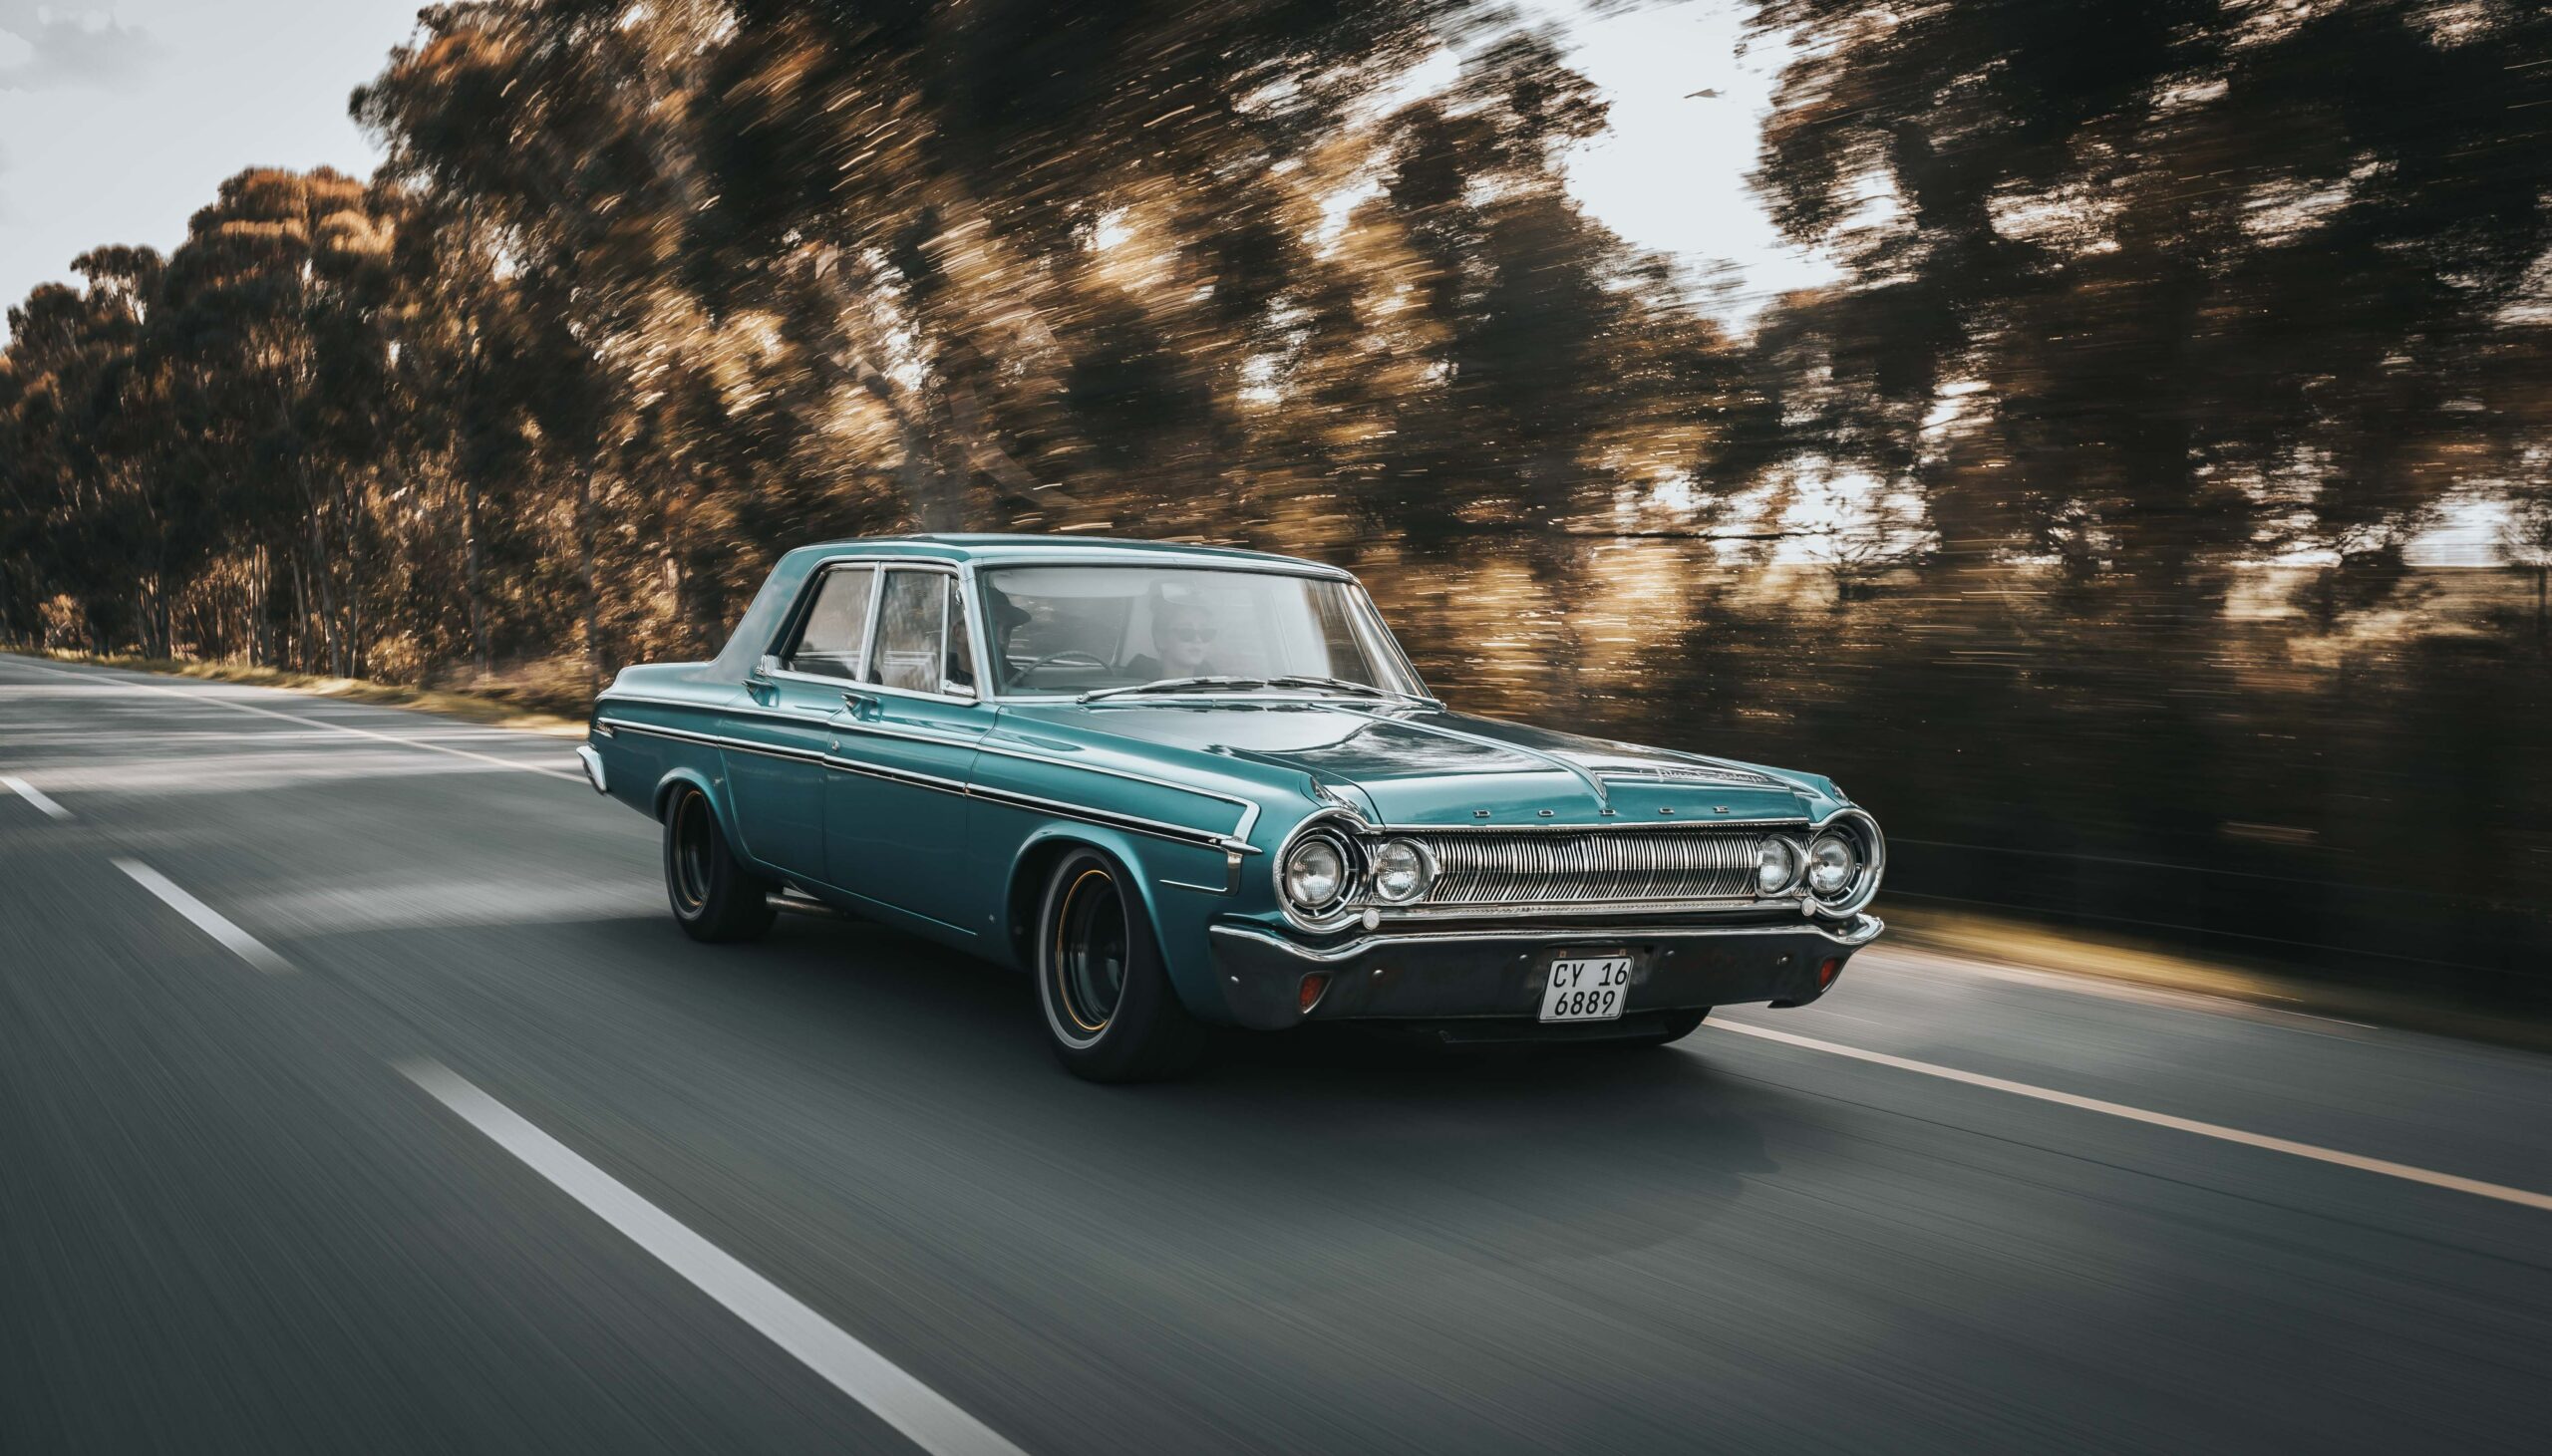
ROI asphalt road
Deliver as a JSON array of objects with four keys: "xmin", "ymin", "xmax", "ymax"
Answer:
[{"xmin": 4, "ymin": 650, "xmax": 2549, "ymax": 1454}]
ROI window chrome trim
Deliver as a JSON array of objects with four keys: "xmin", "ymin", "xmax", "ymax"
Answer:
[
  {"xmin": 759, "ymin": 555, "xmax": 989, "ymax": 706},
  {"xmin": 1210, "ymin": 913, "xmax": 1886, "ymax": 965},
  {"xmin": 962, "ymin": 550, "xmax": 1357, "ymax": 581},
  {"xmin": 774, "ymin": 561, "xmax": 882, "ymax": 684}
]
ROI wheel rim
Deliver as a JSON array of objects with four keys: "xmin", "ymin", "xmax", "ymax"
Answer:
[
  {"xmin": 1052, "ymin": 867, "xmax": 1127, "ymax": 1037},
  {"xmin": 672, "ymin": 792, "xmax": 714, "ymax": 914}
]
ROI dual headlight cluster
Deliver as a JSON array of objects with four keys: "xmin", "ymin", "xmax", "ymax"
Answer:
[
  {"xmin": 1754, "ymin": 829, "xmax": 1865, "ymax": 901},
  {"xmin": 1282, "ymin": 816, "xmax": 1878, "ymax": 923},
  {"xmin": 1280, "ymin": 830, "xmax": 1435, "ymax": 919}
]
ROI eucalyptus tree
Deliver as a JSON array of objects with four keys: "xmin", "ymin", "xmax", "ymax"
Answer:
[
  {"xmin": 1745, "ymin": 0, "xmax": 2552, "ymax": 601},
  {"xmin": 0, "ymin": 248, "xmax": 209, "ymax": 655},
  {"xmin": 150, "ymin": 167, "xmax": 403, "ymax": 675}
]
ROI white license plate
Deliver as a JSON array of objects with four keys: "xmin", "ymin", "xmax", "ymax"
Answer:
[{"xmin": 1540, "ymin": 956, "xmax": 1632, "ymax": 1022}]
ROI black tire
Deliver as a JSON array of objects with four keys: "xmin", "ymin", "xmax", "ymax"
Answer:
[
  {"xmin": 1617, "ymin": 1008, "xmax": 1709, "ymax": 1048},
  {"xmin": 663, "ymin": 785, "xmax": 777, "ymax": 944},
  {"xmin": 1035, "ymin": 847, "xmax": 1205, "ymax": 1082}
]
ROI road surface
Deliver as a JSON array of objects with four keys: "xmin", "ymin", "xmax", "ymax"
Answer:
[{"xmin": 4, "ymin": 651, "xmax": 2548, "ymax": 1453}]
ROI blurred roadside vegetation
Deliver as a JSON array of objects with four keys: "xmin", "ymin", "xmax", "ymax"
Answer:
[{"xmin": 4, "ymin": 1, "xmax": 2550, "ymax": 1005}]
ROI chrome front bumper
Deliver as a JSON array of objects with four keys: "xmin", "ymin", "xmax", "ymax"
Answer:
[{"xmin": 1205, "ymin": 913, "xmax": 1882, "ymax": 1030}]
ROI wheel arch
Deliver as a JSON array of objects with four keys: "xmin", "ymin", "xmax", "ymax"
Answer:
[
  {"xmin": 1002, "ymin": 825, "xmax": 1171, "ymax": 975},
  {"xmin": 651, "ymin": 766, "xmax": 725, "ymax": 824}
]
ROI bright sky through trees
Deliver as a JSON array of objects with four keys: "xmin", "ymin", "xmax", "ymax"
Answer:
[{"xmin": 0, "ymin": 2, "xmax": 1818, "ymax": 335}]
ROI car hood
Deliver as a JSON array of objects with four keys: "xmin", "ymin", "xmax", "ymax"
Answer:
[{"xmin": 999, "ymin": 699, "xmax": 1836, "ymax": 828}]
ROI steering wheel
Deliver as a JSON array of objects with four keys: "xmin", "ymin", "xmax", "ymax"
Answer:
[{"xmin": 1015, "ymin": 649, "xmax": 1111, "ymax": 681}]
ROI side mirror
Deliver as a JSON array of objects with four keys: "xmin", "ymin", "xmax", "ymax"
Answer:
[{"xmin": 751, "ymin": 653, "xmax": 781, "ymax": 682}]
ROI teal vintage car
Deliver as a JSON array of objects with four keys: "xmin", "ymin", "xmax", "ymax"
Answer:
[{"xmin": 578, "ymin": 536, "xmax": 1884, "ymax": 1080}]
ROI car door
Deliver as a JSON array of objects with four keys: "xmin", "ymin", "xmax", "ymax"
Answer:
[
  {"xmin": 726, "ymin": 563, "xmax": 876, "ymax": 880},
  {"xmin": 824, "ymin": 567, "xmax": 990, "ymax": 929}
]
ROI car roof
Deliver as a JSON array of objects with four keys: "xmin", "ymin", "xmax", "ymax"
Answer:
[{"xmin": 780, "ymin": 534, "xmax": 1354, "ymax": 577}]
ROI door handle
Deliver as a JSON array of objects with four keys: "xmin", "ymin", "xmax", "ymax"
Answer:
[{"xmin": 838, "ymin": 691, "xmax": 882, "ymax": 722}]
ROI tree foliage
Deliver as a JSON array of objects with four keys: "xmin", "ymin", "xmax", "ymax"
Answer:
[{"xmin": 3, "ymin": 0, "xmax": 2550, "ymax": 995}]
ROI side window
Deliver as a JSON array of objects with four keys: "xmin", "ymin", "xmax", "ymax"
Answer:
[
  {"xmin": 944, "ymin": 576, "xmax": 977, "ymax": 694},
  {"xmin": 785, "ymin": 566, "xmax": 875, "ymax": 680},
  {"xmin": 867, "ymin": 569, "xmax": 945, "ymax": 694}
]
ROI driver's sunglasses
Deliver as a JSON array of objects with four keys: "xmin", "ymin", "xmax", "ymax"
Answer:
[{"xmin": 1168, "ymin": 625, "xmax": 1216, "ymax": 643}]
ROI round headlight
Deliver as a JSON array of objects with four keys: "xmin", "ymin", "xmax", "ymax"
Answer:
[
  {"xmin": 1370, "ymin": 839, "xmax": 1431, "ymax": 904},
  {"xmin": 1755, "ymin": 838, "xmax": 1799, "ymax": 895},
  {"xmin": 1807, "ymin": 834, "xmax": 1857, "ymax": 896},
  {"xmin": 1281, "ymin": 836, "xmax": 1348, "ymax": 910}
]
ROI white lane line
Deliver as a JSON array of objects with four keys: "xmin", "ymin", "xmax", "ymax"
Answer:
[
  {"xmin": 396, "ymin": 1058, "xmax": 1028, "ymax": 1456},
  {"xmin": 114, "ymin": 859, "xmax": 295, "ymax": 975},
  {"xmin": 1708, "ymin": 1019, "xmax": 2552, "ymax": 1213},
  {"xmin": 6, "ymin": 659, "xmax": 578, "ymax": 781},
  {"xmin": 2, "ymin": 774, "xmax": 71, "ymax": 819}
]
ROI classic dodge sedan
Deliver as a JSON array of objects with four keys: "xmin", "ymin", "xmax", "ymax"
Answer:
[{"xmin": 579, "ymin": 536, "xmax": 1884, "ymax": 1080}]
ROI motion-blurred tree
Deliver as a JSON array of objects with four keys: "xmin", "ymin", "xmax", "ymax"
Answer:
[
  {"xmin": 6, "ymin": 0, "xmax": 2552, "ymax": 996},
  {"xmin": 151, "ymin": 168, "xmax": 403, "ymax": 676},
  {"xmin": 1746, "ymin": 0, "xmax": 2552, "ymax": 594}
]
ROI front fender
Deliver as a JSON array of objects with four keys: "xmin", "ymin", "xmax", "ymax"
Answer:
[{"xmin": 1003, "ymin": 821, "xmax": 1240, "ymax": 1021}]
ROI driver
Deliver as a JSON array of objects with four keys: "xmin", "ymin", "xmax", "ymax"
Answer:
[
  {"xmin": 983, "ymin": 583, "xmax": 1037, "ymax": 689},
  {"xmin": 1123, "ymin": 598, "xmax": 1219, "ymax": 681}
]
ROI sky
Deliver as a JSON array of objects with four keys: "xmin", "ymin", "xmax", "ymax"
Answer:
[{"xmin": 0, "ymin": 0, "xmax": 424, "ymax": 304}]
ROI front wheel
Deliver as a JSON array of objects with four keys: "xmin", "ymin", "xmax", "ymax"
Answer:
[
  {"xmin": 1035, "ymin": 848, "xmax": 1204, "ymax": 1082},
  {"xmin": 663, "ymin": 785, "xmax": 777, "ymax": 944}
]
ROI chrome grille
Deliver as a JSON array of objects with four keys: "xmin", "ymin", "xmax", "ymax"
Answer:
[{"xmin": 1404, "ymin": 828, "xmax": 1777, "ymax": 907}]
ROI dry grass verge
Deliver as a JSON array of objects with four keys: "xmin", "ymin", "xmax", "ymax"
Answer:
[
  {"xmin": 19, "ymin": 648, "xmax": 590, "ymax": 736},
  {"xmin": 1886, "ymin": 903, "xmax": 2550, "ymax": 1051}
]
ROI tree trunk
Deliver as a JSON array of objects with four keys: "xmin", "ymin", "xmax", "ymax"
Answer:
[
  {"xmin": 464, "ymin": 475, "xmax": 489, "ymax": 678},
  {"xmin": 255, "ymin": 547, "xmax": 274, "ymax": 668},
  {"xmin": 578, "ymin": 467, "xmax": 603, "ymax": 690},
  {"xmin": 310, "ymin": 504, "xmax": 345, "ymax": 678},
  {"xmin": 2536, "ymin": 563, "xmax": 2546, "ymax": 651}
]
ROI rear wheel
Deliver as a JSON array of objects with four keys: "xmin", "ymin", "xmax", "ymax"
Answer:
[
  {"xmin": 663, "ymin": 785, "xmax": 777, "ymax": 944},
  {"xmin": 1036, "ymin": 848, "xmax": 1204, "ymax": 1082}
]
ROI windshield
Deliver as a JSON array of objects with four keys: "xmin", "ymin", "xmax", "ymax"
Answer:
[{"xmin": 979, "ymin": 565, "xmax": 1426, "ymax": 699}]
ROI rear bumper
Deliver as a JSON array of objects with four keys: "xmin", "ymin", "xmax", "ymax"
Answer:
[
  {"xmin": 574, "ymin": 743, "xmax": 608, "ymax": 794},
  {"xmin": 1205, "ymin": 913, "xmax": 1882, "ymax": 1031}
]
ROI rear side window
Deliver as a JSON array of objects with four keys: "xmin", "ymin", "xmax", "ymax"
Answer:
[
  {"xmin": 867, "ymin": 569, "xmax": 946, "ymax": 694},
  {"xmin": 786, "ymin": 566, "xmax": 875, "ymax": 680}
]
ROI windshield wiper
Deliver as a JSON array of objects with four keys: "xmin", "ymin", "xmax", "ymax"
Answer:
[
  {"xmin": 1077, "ymin": 676, "xmax": 1268, "ymax": 704},
  {"xmin": 1264, "ymin": 675, "xmax": 1399, "ymax": 699}
]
